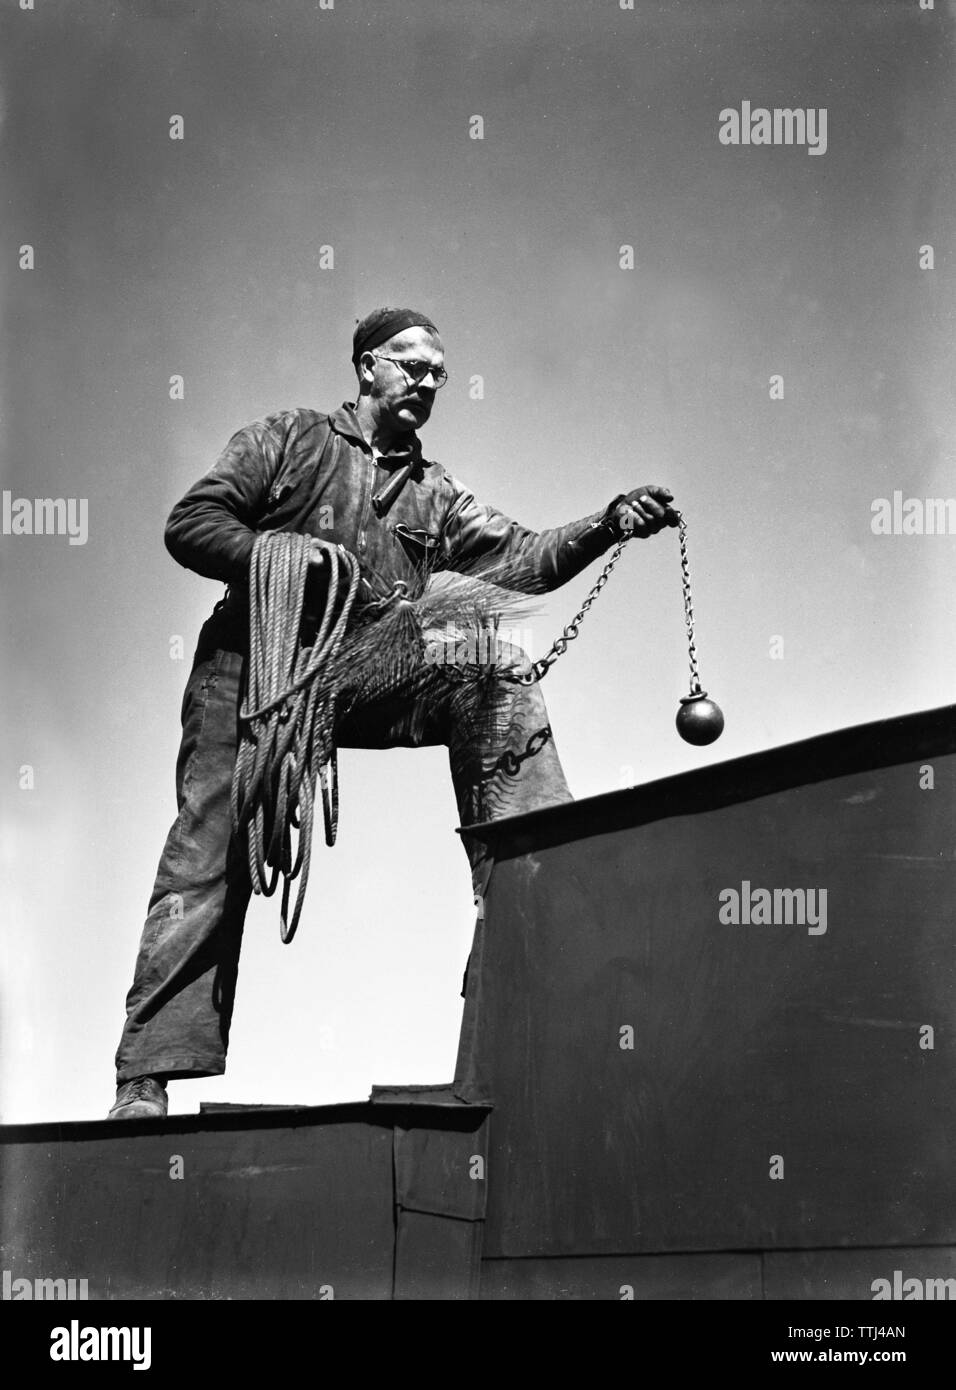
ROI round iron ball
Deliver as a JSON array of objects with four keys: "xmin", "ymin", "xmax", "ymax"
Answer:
[{"xmin": 676, "ymin": 693, "xmax": 724, "ymax": 745}]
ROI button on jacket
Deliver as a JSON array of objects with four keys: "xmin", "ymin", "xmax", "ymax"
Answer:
[{"xmin": 164, "ymin": 402, "xmax": 621, "ymax": 646}]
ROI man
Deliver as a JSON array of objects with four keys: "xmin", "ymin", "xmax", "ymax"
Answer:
[{"xmin": 110, "ymin": 306, "xmax": 677, "ymax": 1119}]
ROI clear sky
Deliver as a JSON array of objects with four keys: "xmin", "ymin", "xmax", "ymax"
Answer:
[{"xmin": 1, "ymin": 0, "xmax": 954, "ymax": 1123}]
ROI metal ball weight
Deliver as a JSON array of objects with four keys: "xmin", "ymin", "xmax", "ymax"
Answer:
[{"xmin": 676, "ymin": 691, "xmax": 724, "ymax": 745}]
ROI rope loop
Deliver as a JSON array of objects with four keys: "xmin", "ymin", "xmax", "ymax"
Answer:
[{"xmin": 231, "ymin": 532, "xmax": 360, "ymax": 943}]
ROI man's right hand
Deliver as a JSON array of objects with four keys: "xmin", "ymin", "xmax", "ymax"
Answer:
[{"xmin": 613, "ymin": 486, "xmax": 679, "ymax": 538}]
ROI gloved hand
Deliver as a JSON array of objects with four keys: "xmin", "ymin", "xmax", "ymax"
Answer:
[{"xmin": 605, "ymin": 486, "xmax": 679, "ymax": 538}]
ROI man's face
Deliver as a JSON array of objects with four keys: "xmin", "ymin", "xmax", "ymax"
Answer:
[{"xmin": 361, "ymin": 326, "xmax": 445, "ymax": 433}]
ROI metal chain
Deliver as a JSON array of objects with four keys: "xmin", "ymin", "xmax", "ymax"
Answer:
[
  {"xmin": 492, "ymin": 725, "xmax": 553, "ymax": 777},
  {"xmin": 676, "ymin": 511, "xmax": 702, "ymax": 696},
  {"xmin": 486, "ymin": 507, "xmax": 699, "ymax": 689},
  {"xmin": 513, "ymin": 536, "xmax": 630, "ymax": 685}
]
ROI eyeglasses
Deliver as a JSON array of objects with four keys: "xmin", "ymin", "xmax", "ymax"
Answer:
[{"xmin": 372, "ymin": 354, "xmax": 448, "ymax": 389}]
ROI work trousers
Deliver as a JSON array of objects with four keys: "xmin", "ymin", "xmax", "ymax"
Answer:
[{"xmin": 114, "ymin": 612, "xmax": 572, "ymax": 1082}]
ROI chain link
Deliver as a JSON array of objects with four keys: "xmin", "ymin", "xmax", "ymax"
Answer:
[
  {"xmin": 511, "ymin": 536, "xmax": 630, "ymax": 685},
  {"xmin": 676, "ymin": 511, "xmax": 702, "ymax": 696},
  {"xmin": 493, "ymin": 725, "xmax": 553, "ymax": 777}
]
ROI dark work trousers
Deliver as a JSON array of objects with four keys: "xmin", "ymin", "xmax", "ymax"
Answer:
[{"xmin": 114, "ymin": 612, "xmax": 572, "ymax": 1083}]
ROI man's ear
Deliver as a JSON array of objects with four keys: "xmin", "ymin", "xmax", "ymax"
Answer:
[
  {"xmin": 357, "ymin": 350, "xmax": 378, "ymax": 388},
  {"xmin": 355, "ymin": 352, "xmax": 372, "ymax": 393}
]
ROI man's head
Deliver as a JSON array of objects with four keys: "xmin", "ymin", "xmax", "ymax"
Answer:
[{"xmin": 352, "ymin": 307, "xmax": 445, "ymax": 436}]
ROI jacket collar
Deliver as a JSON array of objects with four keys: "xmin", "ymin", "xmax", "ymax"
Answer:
[{"xmin": 330, "ymin": 402, "xmax": 427, "ymax": 467}]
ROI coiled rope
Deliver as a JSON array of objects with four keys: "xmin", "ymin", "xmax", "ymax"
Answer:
[{"xmin": 231, "ymin": 532, "xmax": 360, "ymax": 943}]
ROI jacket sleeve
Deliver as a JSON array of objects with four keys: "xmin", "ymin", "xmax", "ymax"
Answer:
[
  {"xmin": 438, "ymin": 478, "xmax": 624, "ymax": 593},
  {"xmin": 164, "ymin": 413, "xmax": 296, "ymax": 583}
]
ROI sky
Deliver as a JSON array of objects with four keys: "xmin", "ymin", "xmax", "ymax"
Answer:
[{"xmin": 1, "ymin": 0, "xmax": 954, "ymax": 1123}]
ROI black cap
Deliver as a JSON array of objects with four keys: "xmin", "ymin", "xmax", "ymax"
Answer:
[{"xmin": 351, "ymin": 307, "xmax": 439, "ymax": 365}]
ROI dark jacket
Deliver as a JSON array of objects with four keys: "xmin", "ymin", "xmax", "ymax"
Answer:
[{"xmin": 165, "ymin": 403, "xmax": 621, "ymax": 646}]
